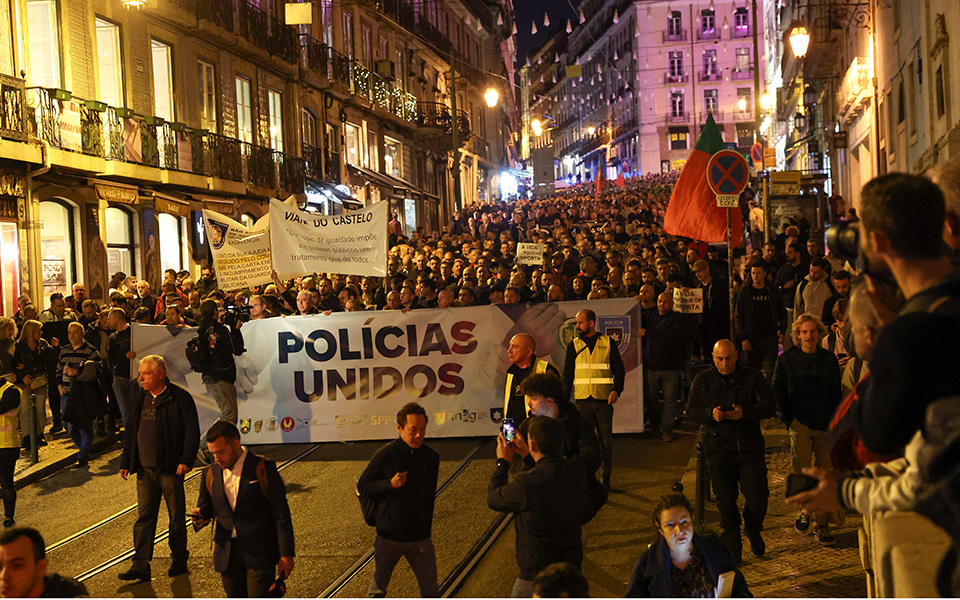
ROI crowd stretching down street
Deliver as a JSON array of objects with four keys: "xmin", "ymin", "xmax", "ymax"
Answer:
[{"xmin": 2, "ymin": 159, "xmax": 960, "ymax": 599}]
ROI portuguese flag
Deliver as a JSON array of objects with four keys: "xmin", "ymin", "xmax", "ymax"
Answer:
[{"xmin": 663, "ymin": 113, "xmax": 743, "ymax": 246}]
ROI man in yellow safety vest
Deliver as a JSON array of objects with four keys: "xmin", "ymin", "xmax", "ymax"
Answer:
[
  {"xmin": 503, "ymin": 334, "xmax": 559, "ymax": 427},
  {"xmin": 563, "ymin": 309, "xmax": 624, "ymax": 491}
]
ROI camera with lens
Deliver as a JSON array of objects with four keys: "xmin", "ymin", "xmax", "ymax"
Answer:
[
  {"xmin": 826, "ymin": 220, "xmax": 872, "ymax": 274},
  {"xmin": 222, "ymin": 303, "xmax": 251, "ymax": 327}
]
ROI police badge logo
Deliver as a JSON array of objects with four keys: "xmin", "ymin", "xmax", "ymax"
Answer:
[
  {"xmin": 598, "ymin": 316, "xmax": 631, "ymax": 355},
  {"xmin": 206, "ymin": 218, "xmax": 230, "ymax": 251},
  {"xmin": 267, "ymin": 417, "xmax": 278, "ymax": 431},
  {"xmin": 489, "ymin": 408, "xmax": 504, "ymax": 424},
  {"xmin": 434, "ymin": 412, "xmax": 446, "ymax": 425},
  {"xmin": 239, "ymin": 418, "xmax": 251, "ymax": 434}
]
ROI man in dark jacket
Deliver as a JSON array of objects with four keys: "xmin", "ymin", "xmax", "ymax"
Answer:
[
  {"xmin": 118, "ymin": 355, "xmax": 200, "ymax": 582},
  {"xmin": 195, "ymin": 300, "xmax": 245, "ymax": 426},
  {"xmin": 694, "ymin": 259, "xmax": 730, "ymax": 358},
  {"xmin": 643, "ymin": 292, "xmax": 697, "ymax": 442},
  {"xmin": 357, "ymin": 402, "xmax": 440, "ymax": 598},
  {"xmin": 735, "ymin": 263, "xmax": 786, "ymax": 379},
  {"xmin": 192, "ymin": 421, "xmax": 294, "ymax": 597},
  {"xmin": 488, "ymin": 416, "xmax": 589, "ymax": 598},
  {"xmin": 688, "ymin": 339, "xmax": 775, "ymax": 564},
  {"xmin": 0, "ymin": 527, "xmax": 88, "ymax": 598}
]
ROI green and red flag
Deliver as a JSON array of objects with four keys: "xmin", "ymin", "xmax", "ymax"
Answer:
[
  {"xmin": 663, "ymin": 114, "xmax": 743, "ymax": 246},
  {"xmin": 594, "ymin": 165, "xmax": 605, "ymax": 197}
]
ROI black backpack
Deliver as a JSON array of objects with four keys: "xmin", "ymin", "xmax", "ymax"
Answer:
[
  {"xmin": 185, "ymin": 333, "xmax": 212, "ymax": 373},
  {"xmin": 357, "ymin": 445, "xmax": 397, "ymax": 527}
]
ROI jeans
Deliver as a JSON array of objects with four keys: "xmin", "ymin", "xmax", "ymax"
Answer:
[
  {"xmin": 647, "ymin": 370, "xmax": 681, "ymax": 433},
  {"xmin": 707, "ymin": 450, "xmax": 769, "ymax": 554},
  {"xmin": 368, "ymin": 535, "xmax": 438, "ymax": 598},
  {"xmin": 790, "ymin": 420, "xmax": 835, "ymax": 526},
  {"xmin": 112, "ymin": 376, "xmax": 135, "ymax": 427},
  {"xmin": 221, "ymin": 543, "xmax": 274, "ymax": 597},
  {"xmin": 60, "ymin": 394, "xmax": 92, "ymax": 461},
  {"xmin": 132, "ymin": 468, "xmax": 188, "ymax": 571},
  {"xmin": 0, "ymin": 447, "xmax": 17, "ymax": 519},
  {"xmin": 203, "ymin": 376, "xmax": 238, "ymax": 425},
  {"xmin": 745, "ymin": 336, "xmax": 779, "ymax": 380},
  {"xmin": 576, "ymin": 400, "xmax": 614, "ymax": 477}
]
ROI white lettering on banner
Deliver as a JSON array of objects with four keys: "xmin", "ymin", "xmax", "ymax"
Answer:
[
  {"xmin": 270, "ymin": 198, "xmax": 388, "ymax": 278},
  {"xmin": 517, "ymin": 242, "xmax": 545, "ymax": 266},
  {"xmin": 673, "ymin": 287, "xmax": 704, "ymax": 314},
  {"xmin": 203, "ymin": 210, "xmax": 273, "ymax": 291},
  {"xmin": 130, "ymin": 299, "xmax": 645, "ymax": 442}
]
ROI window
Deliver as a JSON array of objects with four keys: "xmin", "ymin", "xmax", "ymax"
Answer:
[
  {"xmin": 384, "ymin": 136, "xmax": 402, "ymax": 178},
  {"xmin": 26, "ymin": 0, "xmax": 61, "ymax": 88},
  {"xmin": 704, "ymin": 89, "xmax": 718, "ymax": 113},
  {"xmin": 321, "ymin": 0, "xmax": 333, "ymax": 46},
  {"xmin": 301, "ymin": 109, "xmax": 317, "ymax": 146},
  {"xmin": 95, "ymin": 18, "xmax": 123, "ymax": 108},
  {"xmin": 344, "ymin": 122, "xmax": 361, "ymax": 165},
  {"xmin": 735, "ymin": 47, "xmax": 751, "ymax": 72},
  {"xmin": 198, "ymin": 60, "xmax": 217, "ymax": 132},
  {"xmin": 361, "ymin": 25, "xmax": 372, "ymax": 66},
  {"xmin": 366, "ymin": 129, "xmax": 377, "ymax": 169},
  {"xmin": 268, "ymin": 89, "xmax": 283, "ymax": 151},
  {"xmin": 667, "ymin": 10, "xmax": 682, "ymax": 36},
  {"xmin": 158, "ymin": 213, "xmax": 184, "ymax": 273},
  {"xmin": 700, "ymin": 9, "xmax": 715, "ymax": 34},
  {"xmin": 737, "ymin": 88, "xmax": 751, "ymax": 113},
  {"xmin": 240, "ymin": 213, "xmax": 256, "ymax": 228},
  {"xmin": 342, "ymin": 11, "xmax": 353, "ymax": 58},
  {"xmin": 235, "ymin": 76, "xmax": 253, "ymax": 143},
  {"xmin": 427, "ymin": 0, "xmax": 438, "ymax": 26},
  {"xmin": 670, "ymin": 92, "xmax": 684, "ymax": 117},
  {"xmin": 151, "ymin": 39, "xmax": 174, "ymax": 121},
  {"xmin": 703, "ymin": 49, "xmax": 717, "ymax": 75},
  {"xmin": 395, "ymin": 48, "xmax": 405, "ymax": 90},
  {"xmin": 104, "ymin": 206, "xmax": 134, "ymax": 287},
  {"xmin": 936, "ymin": 65, "xmax": 945, "ymax": 118},
  {"xmin": 897, "ymin": 81, "xmax": 905, "ymax": 124},
  {"xmin": 40, "ymin": 200, "xmax": 79, "ymax": 303},
  {"xmin": 441, "ymin": 10, "xmax": 449, "ymax": 37},
  {"xmin": 378, "ymin": 36, "xmax": 387, "ymax": 60},
  {"xmin": 668, "ymin": 51, "xmax": 683, "ymax": 78},
  {"xmin": 669, "ymin": 131, "xmax": 688, "ymax": 150},
  {"xmin": 734, "ymin": 7, "xmax": 749, "ymax": 35},
  {"xmin": 736, "ymin": 125, "xmax": 752, "ymax": 148}
]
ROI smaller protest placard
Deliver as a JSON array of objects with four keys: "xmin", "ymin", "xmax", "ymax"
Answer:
[
  {"xmin": 673, "ymin": 287, "xmax": 703, "ymax": 314},
  {"xmin": 203, "ymin": 210, "xmax": 272, "ymax": 290},
  {"xmin": 516, "ymin": 242, "xmax": 545, "ymax": 266}
]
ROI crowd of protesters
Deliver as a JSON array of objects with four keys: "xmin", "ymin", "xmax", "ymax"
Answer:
[{"xmin": 2, "ymin": 154, "xmax": 960, "ymax": 597}]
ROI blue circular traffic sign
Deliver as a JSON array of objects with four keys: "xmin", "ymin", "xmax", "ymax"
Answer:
[
  {"xmin": 751, "ymin": 143, "xmax": 763, "ymax": 163},
  {"xmin": 707, "ymin": 150, "xmax": 750, "ymax": 196}
]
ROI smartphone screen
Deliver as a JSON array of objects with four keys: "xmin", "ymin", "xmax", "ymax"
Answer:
[{"xmin": 501, "ymin": 418, "xmax": 516, "ymax": 442}]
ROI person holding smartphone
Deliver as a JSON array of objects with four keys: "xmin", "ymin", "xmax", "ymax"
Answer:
[{"xmin": 687, "ymin": 339, "xmax": 775, "ymax": 566}]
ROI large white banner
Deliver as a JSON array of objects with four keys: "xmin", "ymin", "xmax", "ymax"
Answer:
[
  {"xmin": 132, "ymin": 299, "xmax": 643, "ymax": 443},
  {"xmin": 202, "ymin": 210, "xmax": 273, "ymax": 291},
  {"xmin": 269, "ymin": 198, "xmax": 388, "ymax": 278}
]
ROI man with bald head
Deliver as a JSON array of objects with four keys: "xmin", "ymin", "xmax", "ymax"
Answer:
[
  {"xmin": 687, "ymin": 339, "xmax": 775, "ymax": 565},
  {"xmin": 502, "ymin": 334, "xmax": 560, "ymax": 426}
]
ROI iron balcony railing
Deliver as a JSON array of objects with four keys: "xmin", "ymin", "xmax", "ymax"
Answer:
[
  {"xmin": 415, "ymin": 101, "xmax": 470, "ymax": 139},
  {"xmin": 26, "ymin": 86, "xmax": 305, "ymax": 195},
  {"xmin": 197, "ymin": 0, "xmax": 298, "ymax": 64},
  {"xmin": 0, "ymin": 75, "xmax": 26, "ymax": 142}
]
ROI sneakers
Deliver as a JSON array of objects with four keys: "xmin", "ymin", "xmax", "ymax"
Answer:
[
  {"xmin": 794, "ymin": 511, "xmax": 811, "ymax": 533},
  {"xmin": 746, "ymin": 532, "xmax": 766, "ymax": 557},
  {"xmin": 167, "ymin": 562, "xmax": 189, "ymax": 577},
  {"xmin": 48, "ymin": 423, "xmax": 63, "ymax": 435},
  {"xmin": 815, "ymin": 526, "xmax": 837, "ymax": 546},
  {"xmin": 118, "ymin": 567, "xmax": 151, "ymax": 582},
  {"xmin": 2, "ymin": 518, "xmax": 14, "ymax": 528}
]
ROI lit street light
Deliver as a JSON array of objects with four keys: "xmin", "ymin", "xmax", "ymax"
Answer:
[
  {"xmin": 737, "ymin": 98, "xmax": 747, "ymax": 112},
  {"xmin": 789, "ymin": 23, "xmax": 810, "ymax": 58},
  {"xmin": 760, "ymin": 93, "xmax": 773, "ymax": 110},
  {"xmin": 484, "ymin": 88, "xmax": 499, "ymax": 108},
  {"xmin": 532, "ymin": 119, "xmax": 543, "ymax": 136},
  {"xmin": 587, "ymin": 126, "xmax": 596, "ymax": 136}
]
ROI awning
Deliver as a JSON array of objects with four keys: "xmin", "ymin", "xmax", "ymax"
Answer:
[
  {"xmin": 305, "ymin": 180, "xmax": 363, "ymax": 209},
  {"xmin": 347, "ymin": 164, "xmax": 429, "ymax": 200}
]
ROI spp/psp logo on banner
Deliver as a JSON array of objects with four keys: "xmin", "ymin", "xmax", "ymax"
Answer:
[
  {"xmin": 206, "ymin": 218, "xmax": 230, "ymax": 250},
  {"xmin": 558, "ymin": 314, "xmax": 632, "ymax": 355},
  {"xmin": 280, "ymin": 417, "xmax": 296, "ymax": 432}
]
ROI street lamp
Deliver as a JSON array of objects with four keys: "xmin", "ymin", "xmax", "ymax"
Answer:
[
  {"xmin": 794, "ymin": 112, "xmax": 807, "ymax": 131},
  {"xmin": 803, "ymin": 85, "xmax": 818, "ymax": 106},
  {"xmin": 737, "ymin": 98, "xmax": 747, "ymax": 112},
  {"xmin": 484, "ymin": 88, "xmax": 499, "ymax": 108},
  {"xmin": 587, "ymin": 126, "xmax": 596, "ymax": 136},
  {"xmin": 760, "ymin": 93, "xmax": 773, "ymax": 110},
  {"xmin": 532, "ymin": 119, "xmax": 543, "ymax": 136},
  {"xmin": 789, "ymin": 23, "xmax": 810, "ymax": 58}
]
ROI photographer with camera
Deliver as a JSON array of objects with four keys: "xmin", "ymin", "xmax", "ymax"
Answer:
[{"xmin": 193, "ymin": 299, "xmax": 245, "ymax": 426}]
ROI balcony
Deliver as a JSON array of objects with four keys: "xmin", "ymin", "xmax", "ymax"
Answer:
[
  {"xmin": 300, "ymin": 35, "xmax": 331, "ymax": 79},
  {"xmin": 697, "ymin": 28, "xmax": 720, "ymax": 41},
  {"xmin": 0, "ymin": 75, "xmax": 26, "ymax": 142},
  {"xmin": 733, "ymin": 109, "xmax": 754, "ymax": 121},
  {"xmin": 25, "ymin": 87, "xmax": 305, "ymax": 195},
  {"xmin": 731, "ymin": 67, "xmax": 754, "ymax": 80},
  {"xmin": 303, "ymin": 143, "xmax": 323, "ymax": 181},
  {"xmin": 613, "ymin": 117, "xmax": 638, "ymax": 140},
  {"xmin": 701, "ymin": 109, "xmax": 724, "ymax": 122},
  {"xmin": 664, "ymin": 73, "xmax": 690, "ymax": 84},
  {"xmin": 838, "ymin": 56, "xmax": 872, "ymax": 122},
  {"xmin": 732, "ymin": 24, "xmax": 751, "ymax": 38},
  {"xmin": 196, "ymin": 0, "xmax": 298, "ymax": 64},
  {"xmin": 663, "ymin": 29, "xmax": 687, "ymax": 43},
  {"xmin": 415, "ymin": 102, "xmax": 469, "ymax": 138},
  {"xmin": 665, "ymin": 111, "xmax": 690, "ymax": 124},
  {"xmin": 699, "ymin": 70, "xmax": 722, "ymax": 82}
]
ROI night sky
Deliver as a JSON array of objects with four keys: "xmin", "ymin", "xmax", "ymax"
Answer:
[{"xmin": 513, "ymin": 0, "xmax": 580, "ymax": 67}]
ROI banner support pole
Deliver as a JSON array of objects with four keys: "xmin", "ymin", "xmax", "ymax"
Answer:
[{"xmin": 727, "ymin": 207, "xmax": 735, "ymax": 342}]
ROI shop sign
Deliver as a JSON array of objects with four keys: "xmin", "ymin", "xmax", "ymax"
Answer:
[
  {"xmin": 155, "ymin": 196, "xmax": 191, "ymax": 217},
  {"xmin": 60, "ymin": 100, "xmax": 82, "ymax": 152},
  {"xmin": 0, "ymin": 174, "xmax": 24, "ymax": 198},
  {"xmin": 203, "ymin": 201, "xmax": 238, "ymax": 219},
  {"xmin": 96, "ymin": 184, "xmax": 138, "ymax": 204}
]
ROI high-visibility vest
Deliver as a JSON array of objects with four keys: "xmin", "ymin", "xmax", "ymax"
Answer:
[
  {"xmin": 0, "ymin": 381, "xmax": 19, "ymax": 449},
  {"xmin": 572, "ymin": 335, "xmax": 614, "ymax": 400},
  {"xmin": 504, "ymin": 358, "xmax": 553, "ymax": 417}
]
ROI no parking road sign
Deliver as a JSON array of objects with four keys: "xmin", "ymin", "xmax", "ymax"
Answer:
[{"xmin": 706, "ymin": 149, "xmax": 749, "ymax": 208}]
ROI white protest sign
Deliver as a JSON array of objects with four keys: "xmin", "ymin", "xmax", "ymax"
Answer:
[
  {"xmin": 131, "ymin": 299, "xmax": 645, "ymax": 442},
  {"xmin": 203, "ymin": 210, "xmax": 272, "ymax": 290},
  {"xmin": 516, "ymin": 242, "xmax": 545, "ymax": 265},
  {"xmin": 270, "ymin": 198, "xmax": 388, "ymax": 278},
  {"xmin": 673, "ymin": 287, "xmax": 703, "ymax": 314}
]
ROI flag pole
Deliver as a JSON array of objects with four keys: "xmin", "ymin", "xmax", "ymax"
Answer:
[{"xmin": 727, "ymin": 207, "xmax": 735, "ymax": 341}]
